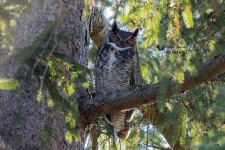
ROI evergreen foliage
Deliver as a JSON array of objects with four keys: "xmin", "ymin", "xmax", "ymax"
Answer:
[
  {"xmin": 0, "ymin": 0, "xmax": 225, "ymax": 149},
  {"xmin": 91, "ymin": 0, "xmax": 225, "ymax": 149}
]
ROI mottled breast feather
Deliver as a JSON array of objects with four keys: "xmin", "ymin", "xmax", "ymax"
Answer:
[{"xmin": 95, "ymin": 43, "xmax": 135, "ymax": 95}]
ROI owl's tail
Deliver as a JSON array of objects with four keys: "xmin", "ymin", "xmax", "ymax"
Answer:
[{"xmin": 105, "ymin": 109, "xmax": 134, "ymax": 140}]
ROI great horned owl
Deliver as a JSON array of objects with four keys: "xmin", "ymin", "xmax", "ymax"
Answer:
[{"xmin": 95, "ymin": 21, "xmax": 141, "ymax": 140}]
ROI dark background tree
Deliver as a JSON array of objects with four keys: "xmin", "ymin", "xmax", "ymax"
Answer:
[{"xmin": 0, "ymin": 0, "xmax": 225, "ymax": 150}]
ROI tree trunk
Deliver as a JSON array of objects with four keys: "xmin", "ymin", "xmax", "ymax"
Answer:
[{"xmin": 0, "ymin": 0, "xmax": 91, "ymax": 149}]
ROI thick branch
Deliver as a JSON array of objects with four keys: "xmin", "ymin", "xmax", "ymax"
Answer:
[
  {"xmin": 86, "ymin": 6, "xmax": 225, "ymax": 148},
  {"xmin": 78, "ymin": 54, "xmax": 225, "ymax": 124}
]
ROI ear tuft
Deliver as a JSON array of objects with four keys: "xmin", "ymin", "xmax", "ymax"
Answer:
[
  {"xmin": 112, "ymin": 21, "xmax": 118, "ymax": 33},
  {"xmin": 132, "ymin": 28, "xmax": 139, "ymax": 37}
]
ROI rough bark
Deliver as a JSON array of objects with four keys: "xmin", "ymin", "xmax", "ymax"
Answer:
[
  {"xmin": 0, "ymin": 0, "xmax": 91, "ymax": 149},
  {"xmin": 0, "ymin": 2, "xmax": 224, "ymax": 149}
]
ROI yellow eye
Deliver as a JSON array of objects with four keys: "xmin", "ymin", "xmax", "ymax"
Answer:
[
  {"xmin": 109, "ymin": 33, "xmax": 119, "ymax": 42},
  {"xmin": 126, "ymin": 38, "xmax": 136, "ymax": 45}
]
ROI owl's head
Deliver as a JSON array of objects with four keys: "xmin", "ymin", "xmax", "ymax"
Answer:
[{"xmin": 106, "ymin": 21, "xmax": 139, "ymax": 48}]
